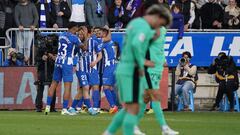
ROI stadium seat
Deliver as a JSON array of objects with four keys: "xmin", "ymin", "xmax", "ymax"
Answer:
[
  {"xmin": 219, "ymin": 91, "xmax": 240, "ymax": 112},
  {"xmin": 177, "ymin": 90, "xmax": 194, "ymax": 112}
]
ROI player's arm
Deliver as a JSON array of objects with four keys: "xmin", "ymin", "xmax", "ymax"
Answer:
[
  {"xmin": 75, "ymin": 37, "xmax": 88, "ymax": 51},
  {"xmin": 144, "ymin": 60, "xmax": 155, "ymax": 67},
  {"xmin": 131, "ymin": 30, "xmax": 152, "ymax": 72},
  {"xmin": 90, "ymin": 42, "xmax": 103, "ymax": 67},
  {"xmin": 90, "ymin": 52, "xmax": 102, "ymax": 67}
]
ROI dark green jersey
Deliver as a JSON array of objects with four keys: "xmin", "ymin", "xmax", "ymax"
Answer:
[{"xmin": 116, "ymin": 18, "xmax": 155, "ymax": 76}]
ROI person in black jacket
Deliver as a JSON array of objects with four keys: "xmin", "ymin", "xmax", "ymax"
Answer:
[
  {"xmin": 49, "ymin": 0, "xmax": 71, "ymax": 28},
  {"xmin": 108, "ymin": 0, "xmax": 131, "ymax": 29},
  {"xmin": 208, "ymin": 52, "xmax": 239, "ymax": 112},
  {"xmin": 200, "ymin": 0, "xmax": 224, "ymax": 29},
  {"xmin": 35, "ymin": 34, "xmax": 58, "ymax": 112}
]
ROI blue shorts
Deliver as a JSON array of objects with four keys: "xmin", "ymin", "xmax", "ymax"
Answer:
[
  {"xmin": 53, "ymin": 64, "xmax": 73, "ymax": 82},
  {"xmin": 102, "ymin": 64, "xmax": 116, "ymax": 86},
  {"xmin": 76, "ymin": 69, "xmax": 100, "ymax": 87}
]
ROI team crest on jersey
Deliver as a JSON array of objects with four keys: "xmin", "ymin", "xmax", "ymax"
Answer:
[{"xmin": 139, "ymin": 33, "xmax": 145, "ymax": 42}]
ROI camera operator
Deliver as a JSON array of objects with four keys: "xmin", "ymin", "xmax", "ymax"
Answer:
[
  {"xmin": 175, "ymin": 51, "xmax": 198, "ymax": 111},
  {"xmin": 208, "ymin": 52, "xmax": 239, "ymax": 112},
  {"xmin": 35, "ymin": 34, "xmax": 58, "ymax": 112},
  {"xmin": 3, "ymin": 48, "xmax": 24, "ymax": 66}
]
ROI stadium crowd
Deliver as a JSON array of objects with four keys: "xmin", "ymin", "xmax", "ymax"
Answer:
[{"xmin": 0, "ymin": 0, "xmax": 240, "ymax": 35}]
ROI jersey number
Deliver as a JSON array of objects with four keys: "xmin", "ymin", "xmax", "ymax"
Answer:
[
  {"xmin": 81, "ymin": 75, "xmax": 87, "ymax": 81},
  {"xmin": 58, "ymin": 43, "xmax": 67, "ymax": 57}
]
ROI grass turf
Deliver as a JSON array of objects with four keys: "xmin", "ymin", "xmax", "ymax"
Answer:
[{"xmin": 0, "ymin": 111, "xmax": 240, "ymax": 135}]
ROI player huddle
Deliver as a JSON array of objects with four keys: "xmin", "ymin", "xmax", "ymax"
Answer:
[{"xmin": 44, "ymin": 23, "xmax": 119, "ymax": 115}]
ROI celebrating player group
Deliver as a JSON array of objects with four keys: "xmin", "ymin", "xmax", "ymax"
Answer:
[
  {"xmin": 44, "ymin": 22, "xmax": 119, "ymax": 116},
  {"xmin": 43, "ymin": 4, "xmax": 179, "ymax": 135}
]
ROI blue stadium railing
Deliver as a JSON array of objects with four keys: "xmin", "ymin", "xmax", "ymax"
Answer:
[{"xmin": 1, "ymin": 28, "xmax": 240, "ymax": 66}]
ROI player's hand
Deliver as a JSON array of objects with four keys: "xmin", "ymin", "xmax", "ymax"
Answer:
[
  {"xmin": 73, "ymin": 66, "xmax": 77, "ymax": 73},
  {"xmin": 126, "ymin": 4, "xmax": 132, "ymax": 10},
  {"xmin": 90, "ymin": 61, "xmax": 97, "ymax": 68},
  {"xmin": 144, "ymin": 60, "xmax": 155, "ymax": 67},
  {"xmin": 42, "ymin": 55, "xmax": 48, "ymax": 61},
  {"xmin": 57, "ymin": 11, "xmax": 64, "ymax": 16},
  {"xmin": 19, "ymin": 25, "xmax": 24, "ymax": 31},
  {"xmin": 184, "ymin": 24, "xmax": 189, "ymax": 31},
  {"xmin": 48, "ymin": 53, "xmax": 56, "ymax": 60},
  {"xmin": 152, "ymin": 29, "xmax": 160, "ymax": 41},
  {"xmin": 30, "ymin": 25, "xmax": 35, "ymax": 31},
  {"xmin": 53, "ymin": 24, "xmax": 59, "ymax": 29}
]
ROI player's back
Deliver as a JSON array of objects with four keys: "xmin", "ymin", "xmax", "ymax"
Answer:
[
  {"xmin": 102, "ymin": 40, "xmax": 116, "ymax": 65},
  {"xmin": 117, "ymin": 18, "xmax": 154, "ymax": 75},
  {"xmin": 56, "ymin": 32, "xmax": 80, "ymax": 65},
  {"xmin": 148, "ymin": 27, "xmax": 167, "ymax": 73}
]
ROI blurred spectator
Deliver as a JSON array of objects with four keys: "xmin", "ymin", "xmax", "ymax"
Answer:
[
  {"xmin": 85, "ymin": 0, "xmax": 108, "ymax": 27},
  {"xmin": 0, "ymin": 0, "xmax": 15, "ymax": 37},
  {"xmin": 108, "ymin": 0, "xmax": 131, "ymax": 29},
  {"xmin": 200, "ymin": 0, "xmax": 224, "ymax": 29},
  {"xmin": 69, "ymin": 0, "xmax": 86, "ymax": 26},
  {"xmin": 192, "ymin": 0, "xmax": 207, "ymax": 9},
  {"xmin": 14, "ymin": 0, "xmax": 39, "ymax": 62},
  {"xmin": 208, "ymin": 52, "xmax": 239, "ymax": 112},
  {"xmin": 3, "ymin": 48, "xmax": 24, "ymax": 66},
  {"xmin": 50, "ymin": 0, "xmax": 71, "ymax": 28},
  {"xmin": 126, "ymin": 0, "xmax": 143, "ymax": 18},
  {"xmin": 175, "ymin": 0, "xmax": 196, "ymax": 31},
  {"xmin": 158, "ymin": 0, "xmax": 170, "ymax": 9},
  {"xmin": 106, "ymin": 0, "xmax": 114, "ymax": 7},
  {"xmin": 35, "ymin": 0, "xmax": 52, "ymax": 28},
  {"xmin": 216, "ymin": 0, "xmax": 227, "ymax": 9},
  {"xmin": 175, "ymin": 51, "xmax": 198, "ymax": 111},
  {"xmin": 223, "ymin": 0, "xmax": 240, "ymax": 28},
  {"xmin": 34, "ymin": 34, "xmax": 58, "ymax": 112},
  {"xmin": 171, "ymin": 4, "xmax": 184, "ymax": 39}
]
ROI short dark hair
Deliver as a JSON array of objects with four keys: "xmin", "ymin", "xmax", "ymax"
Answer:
[
  {"xmin": 171, "ymin": 4, "xmax": 181, "ymax": 12},
  {"xmin": 182, "ymin": 51, "xmax": 192, "ymax": 59},
  {"xmin": 67, "ymin": 22, "xmax": 79, "ymax": 29},
  {"xmin": 146, "ymin": 4, "xmax": 172, "ymax": 26}
]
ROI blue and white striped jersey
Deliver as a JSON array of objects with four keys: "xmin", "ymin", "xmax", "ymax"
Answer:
[
  {"xmin": 55, "ymin": 32, "xmax": 82, "ymax": 65},
  {"xmin": 102, "ymin": 40, "xmax": 117, "ymax": 66},
  {"xmin": 77, "ymin": 35, "xmax": 102, "ymax": 72}
]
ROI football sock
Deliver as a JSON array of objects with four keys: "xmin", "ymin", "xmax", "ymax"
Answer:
[
  {"xmin": 104, "ymin": 89, "xmax": 115, "ymax": 107},
  {"xmin": 111, "ymin": 90, "xmax": 117, "ymax": 105},
  {"xmin": 84, "ymin": 98, "xmax": 91, "ymax": 108},
  {"xmin": 63, "ymin": 100, "xmax": 69, "ymax": 109},
  {"xmin": 71, "ymin": 99, "xmax": 80, "ymax": 109},
  {"xmin": 123, "ymin": 113, "xmax": 138, "ymax": 135},
  {"xmin": 137, "ymin": 103, "xmax": 146, "ymax": 122},
  {"xmin": 46, "ymin": 96, "xmax": 53, "ymax": 106},
  {"xmin": 92, "ymin": 90, "xmax": 100, "ymax": 108},
  {"xmin": 77, "ymin": 97, "xmax": 84, "ymax": 108},
  {"xmin": 107, "ymin": 109, "xmax": 126, "ymax": 134},
  {"xmin": 152, "ymin": 101, "xmax": 167, "ymax": 126}
]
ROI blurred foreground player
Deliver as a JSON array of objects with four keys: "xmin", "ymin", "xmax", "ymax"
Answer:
[
  {"xmin": 103, "ymin": 4, "xmax": 173, "ymax": 135},
  {"xmin": 137, "ymin": 28, "xmax": 179, "ymax": 135},
  {"xmin": 44, "ymin": 22, "xmax": 85, "ymax": 115}
]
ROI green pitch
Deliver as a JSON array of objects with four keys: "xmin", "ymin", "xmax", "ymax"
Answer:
[{"xmin": 0, "ymin": 111, "xmax": 240, "ymax": 135}]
